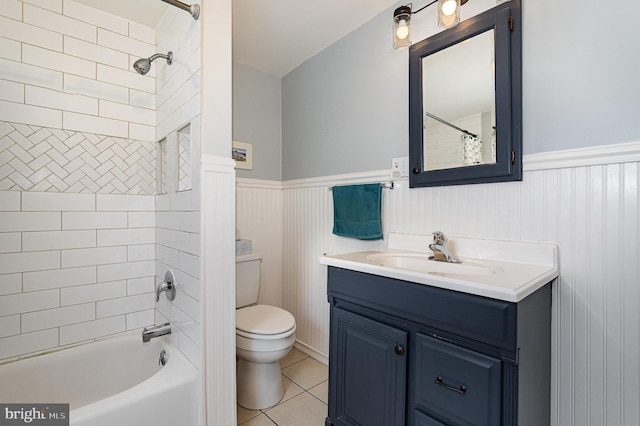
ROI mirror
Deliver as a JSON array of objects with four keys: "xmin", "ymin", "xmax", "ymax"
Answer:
[
  {"xmin": 409, "ymin": 2, "xmax": 522, "ymax": 187},
  {"xmin": 423, "ymin": 29, "xmax": 495, "ymax": 171}
]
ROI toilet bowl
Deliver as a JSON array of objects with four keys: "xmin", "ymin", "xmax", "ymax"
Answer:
[
  {"xmin": 236, "ymin": 304, "xmax": 296, "ymax": 409},
  {"xmin": 235, "ymin": 253, "xmax": 297, "ymax": 410}
]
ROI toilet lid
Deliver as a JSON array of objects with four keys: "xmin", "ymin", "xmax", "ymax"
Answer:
[{"xmin": 236, "ymin": 305, "xmax": 295, "ymax": 335}]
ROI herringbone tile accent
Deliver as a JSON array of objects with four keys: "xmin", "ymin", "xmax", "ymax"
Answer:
[
  {"xmin": 178, "ymin": 130, "xmax": 191, "ymax": 191},
  {"xmin": 157, "ymin": 138, "xmax": 167, "ymax": 194},
  {"xmin": 0, "ymin": 121, "xmax": 156, "ymax": 194}
]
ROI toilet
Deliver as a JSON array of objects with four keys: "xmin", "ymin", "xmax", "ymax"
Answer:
[{"xmin": 236, "ymin": 253, "xmax": 296, "ymax": 410}]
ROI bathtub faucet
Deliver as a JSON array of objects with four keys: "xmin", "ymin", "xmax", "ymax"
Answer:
[
  {"xmin": 156, "ymin": 270, "xmax": 177, "ymax": 302},
  {"xmin": 142, "ymin": 322, "xmax": 171, "ymax": 343}
]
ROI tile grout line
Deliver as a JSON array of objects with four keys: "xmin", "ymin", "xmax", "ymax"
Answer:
[{"xmin": 238, "ymin": 348, "xmax": 328, "ymax": 425}]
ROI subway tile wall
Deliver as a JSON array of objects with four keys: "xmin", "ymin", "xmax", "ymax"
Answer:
[
  {"xmin": 154, "ymin": 7, "xmax": 202, "ymax": 369},
  {"xmin": 0, "ymin": 0, "xmax": 202, "ymax": 367},
  {"xmin": 0, "ymin": 1, "xmax": 158, "ymax": 362},
  {"xmin": 0, "ymin": 1, "xmax": 157, "ymax": 141},
  {"xmin": 0, "ymin": 192, "xmax": 156, "ymax": 362},
  {"xmin": 424, "ymin": 114, "xmax": 483, "ymax": 170},
  {"xmin": 155, "ymin": 6, "xmax": 201, "ymax": 141}
]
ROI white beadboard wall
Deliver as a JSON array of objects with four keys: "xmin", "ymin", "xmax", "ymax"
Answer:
[
  {"xmin": 235, "ymin": 142, "xmax": 640, "ymax": 426},
  {"xmin": 236, "ymin": 179, "xmax": 284, "ymax": 308},
  {"xmin": 153, "ymin": 8, "xmax": 202, "ymax": 369},
  {"xmin": 0, "ymin": 191, "xmax": 156, "ymax": 362},
  {"xmin": 202, "ymin": 156, "xmax": 238, "ymax": 426}
]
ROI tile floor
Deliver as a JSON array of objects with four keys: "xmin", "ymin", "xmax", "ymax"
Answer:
[{"xmin": 237, "ymin": 347, "xmax": 329, "ymax": 426}]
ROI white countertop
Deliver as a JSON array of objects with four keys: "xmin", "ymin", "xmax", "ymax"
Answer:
[{"xmin": 319, "ymin": 233, "xmax": 559, "ymax": 303}]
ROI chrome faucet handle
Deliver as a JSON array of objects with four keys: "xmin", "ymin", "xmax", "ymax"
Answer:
[
  {"xmin": 432, "ymin": 231, "xmax": 448, "ymax": 245},
  {"xmin": 156, "ymin": 270, "xmax": 177, "ymax": 302},
  {"xmin": 429, "ymin": 231, "xmax": 462, "ymax": 263}
]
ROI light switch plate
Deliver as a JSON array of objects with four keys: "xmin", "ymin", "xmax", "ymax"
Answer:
[{"xmin": 391, "ymin": 157, "xmax": 409, "ymax": 179}]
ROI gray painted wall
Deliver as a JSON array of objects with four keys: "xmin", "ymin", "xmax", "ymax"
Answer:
[
  {"xmin": 281, "ymin": 0, "xmax": 640, "ymax": 180},
  {"xmin": 523, "ymin": 1, "xmax": 640, "ymax": 154},
  {"xmin": 233, "ymin": 63, "xmax": 282, "ymax": 180},
  {"xmin": 281, "ymin": 9, "xmax": 407, "ymax": 181}
]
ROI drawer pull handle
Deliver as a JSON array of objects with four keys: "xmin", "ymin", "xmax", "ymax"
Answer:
[
  {"xmin": 394, "ymin": 345, "xmax": 405, "ymax": 355},
  {"xmin": 434, "ymin": 376, "xmax": 467, "ymax": 395}
]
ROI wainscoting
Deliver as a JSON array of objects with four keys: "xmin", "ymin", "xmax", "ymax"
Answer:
[{"xmin": 237, "ymin": 142, "xmax": 640, "ymax": 426}]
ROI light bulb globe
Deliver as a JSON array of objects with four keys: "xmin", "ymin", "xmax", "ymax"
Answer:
[
  {"xmin": 441, "ymin": 0, "xmax": 457, "ymax": 16},
  {"xmin": 396, "ymin": 21, "xmax": 410, "ymax": 40}
]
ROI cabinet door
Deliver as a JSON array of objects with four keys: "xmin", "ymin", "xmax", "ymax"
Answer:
[
  {"xmin": 414, "ymin": 334, "xmax": 501, "ymax": 426},
  {"xmin": 329, "ymin": 307, "xmax": 407, "ymax": 426},
  {"xmin": 414, "ymin": 410, "xmax": 448, "ymax": 426}
]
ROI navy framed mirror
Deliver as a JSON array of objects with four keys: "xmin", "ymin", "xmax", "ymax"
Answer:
[{"xmin": 409, "ymin": 1, "xmax": 522, "ymax": 187}]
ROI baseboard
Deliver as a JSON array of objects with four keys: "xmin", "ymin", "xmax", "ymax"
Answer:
[{"xmin": 294, "ymin": 340, "xmax": 328, "ymax": 366}]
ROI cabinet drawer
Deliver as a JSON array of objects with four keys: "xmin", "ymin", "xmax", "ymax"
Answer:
[
  {"xmin": 328, "ymin": 267, "xmax": 516, "ymax": 352},
  {"xmin": 415, "ymin": 334, "xmax": 501, "ymax": 426}
]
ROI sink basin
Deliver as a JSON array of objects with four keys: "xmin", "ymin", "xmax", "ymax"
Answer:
[
  {"xmin": 319, "ymin": 232, "xmax": 559, "ymax": 302},
  {"xmin": 365, "ymin": 252, "xmax": 495, "ymax": 275}
]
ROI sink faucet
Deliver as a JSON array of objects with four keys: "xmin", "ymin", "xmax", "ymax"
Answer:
[
  {"xmin": 429, "ymin": 231, "xmax": 461, "ymax": 263},
  {"xmin": 142, "ymin": 322, "xmax": 171, "ymax": 343}
]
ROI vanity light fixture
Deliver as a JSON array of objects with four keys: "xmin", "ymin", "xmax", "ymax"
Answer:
[
  {"xmin": 438, "ymin": 0, "xmax": 462, "ymax": 28},
  {"xmin": 393, "ymin": 0, "xmax": 469, "ymax": 49},
  {"xmin": 393, "ymin": 5, "xmax": 413, "ymax": 49}
]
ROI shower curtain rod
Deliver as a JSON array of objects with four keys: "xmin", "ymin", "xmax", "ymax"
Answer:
[
  {"xmin": 425, "ymin": 112, "xmax": 478, "ymax": 139},
  {"xmin": 161, "ymin": 0, "xmax": 200, "ymax": 20}
]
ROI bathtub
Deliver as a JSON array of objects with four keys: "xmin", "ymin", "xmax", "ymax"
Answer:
[{"xmin": 0, "ymin": 331, "xmax": 199, "ymax": 426}]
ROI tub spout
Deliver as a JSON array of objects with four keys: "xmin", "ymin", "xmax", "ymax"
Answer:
[{"xmin": 142, "ymin": 322, "xmax": 171, "ymax": 343}]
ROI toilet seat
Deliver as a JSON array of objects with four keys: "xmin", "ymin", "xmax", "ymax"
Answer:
[{"xmin": 236, "ymin": 305, "xmax": 296, "ymax": 340}]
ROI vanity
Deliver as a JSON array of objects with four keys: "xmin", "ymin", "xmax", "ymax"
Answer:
[{"xmin": 320, "ymin": 233, "xmax": 558, "ymax": 426}]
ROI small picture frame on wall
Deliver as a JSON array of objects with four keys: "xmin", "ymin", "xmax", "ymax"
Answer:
[{"xmin": 232, "ymin": 141, "xmax": 253, "ymax": 170}]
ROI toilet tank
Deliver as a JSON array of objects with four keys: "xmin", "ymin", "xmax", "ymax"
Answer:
[{"xmin": 236, "ymin": 253, "xmax": 262, "ymax": 308}]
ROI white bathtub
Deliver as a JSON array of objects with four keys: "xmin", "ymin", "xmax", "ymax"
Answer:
[{"xmin": 0, "ymin": 331, "xmax": 199, "ymax": 426}]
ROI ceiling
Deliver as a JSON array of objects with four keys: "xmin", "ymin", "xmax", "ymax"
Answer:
[{"xmin": 70, "ymin": 0, "xmax": 398, "ymax": 77}]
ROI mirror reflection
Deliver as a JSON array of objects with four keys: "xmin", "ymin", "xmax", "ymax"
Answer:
[{"xmin": 423, "ymin": 29, "xmax": 496, "ymax": 171}]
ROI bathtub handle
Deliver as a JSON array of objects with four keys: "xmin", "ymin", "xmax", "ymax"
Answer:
[{"xmin": 156, "ymin": 270, "xmax": 177, "ymax": 302}]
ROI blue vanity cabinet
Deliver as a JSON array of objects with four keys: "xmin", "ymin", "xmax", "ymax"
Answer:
[
  {"xmin": 325, "ymin": 266, "xmax": 552, "ymax": 426},
  {"xmin": 329, "ymin": 307, "xmax": 407, "ymax": 425}
]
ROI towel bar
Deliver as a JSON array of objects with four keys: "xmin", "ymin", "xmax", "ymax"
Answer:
[{"xmin": 329, "ymin": 181, "xmax": 394, "ymax": 191}]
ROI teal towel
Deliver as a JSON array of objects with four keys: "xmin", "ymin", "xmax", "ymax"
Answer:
[{"xmin": 332, "ymin": 183, "xmax": 383, "ymax": 240}]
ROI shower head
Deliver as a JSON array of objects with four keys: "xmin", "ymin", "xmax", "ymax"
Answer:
[{"xmin": 133, "ymin": 51, "xmax": 173, "ymax": 75}]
